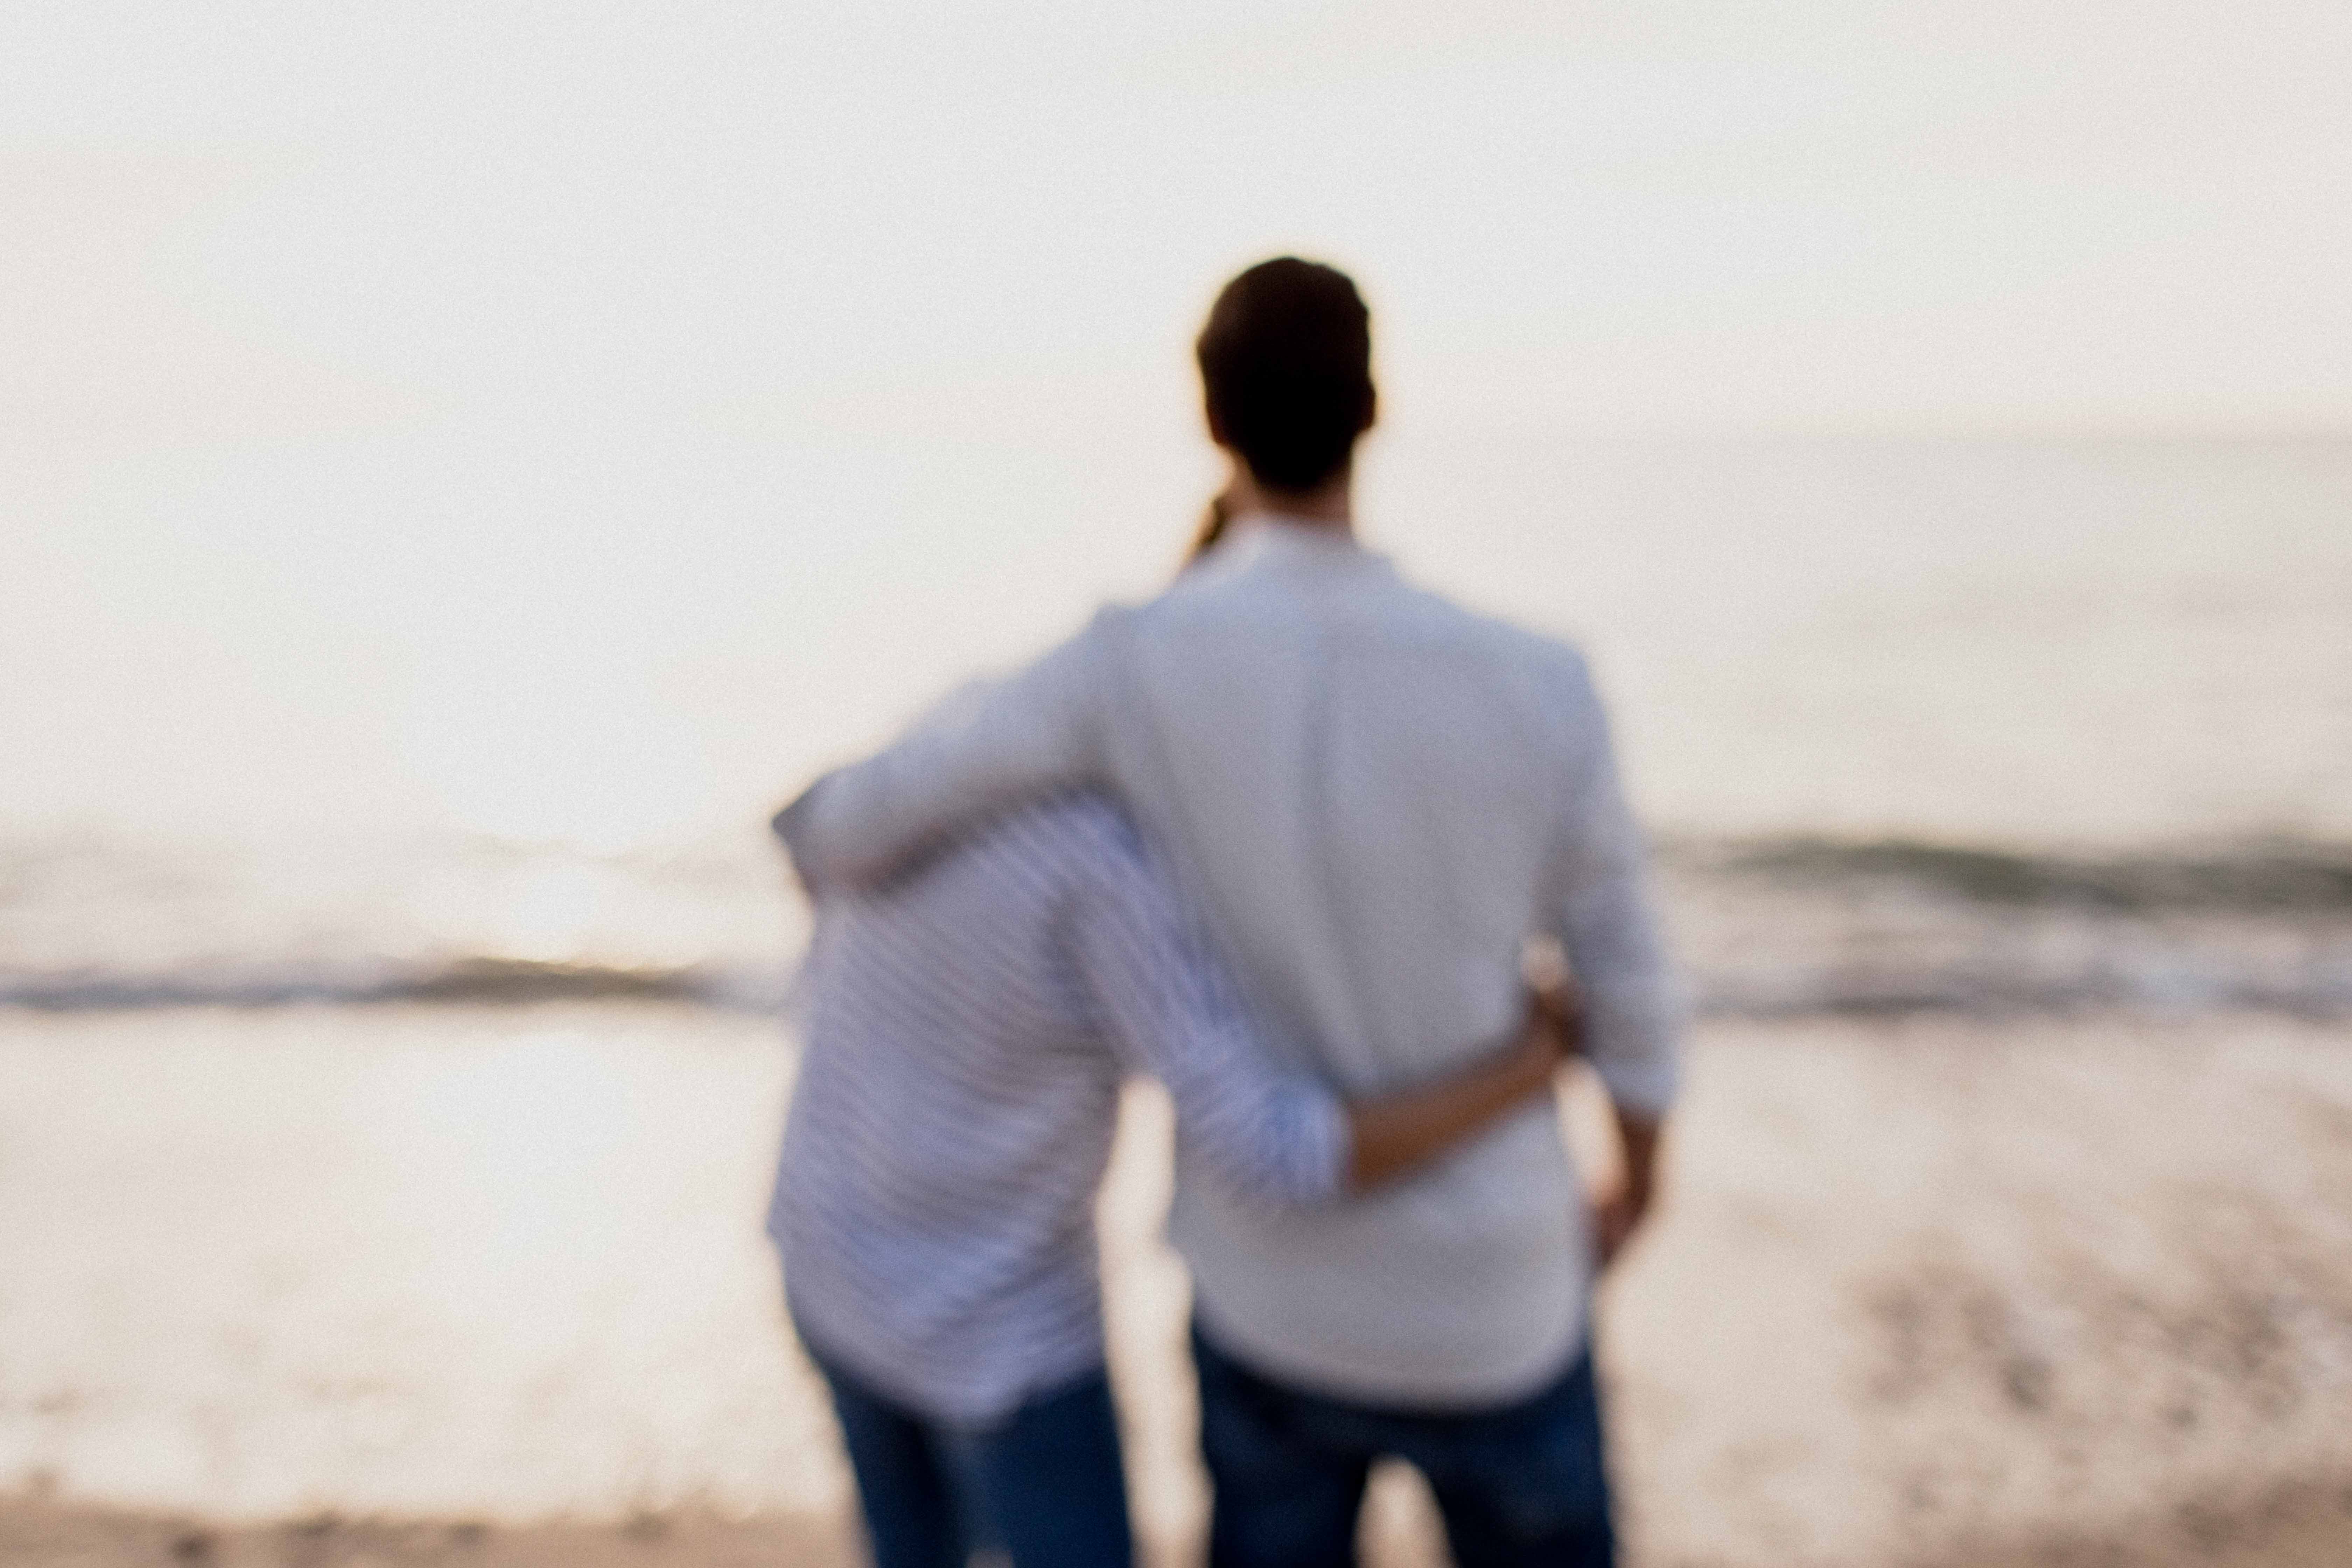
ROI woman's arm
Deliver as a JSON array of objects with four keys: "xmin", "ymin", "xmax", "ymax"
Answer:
[
  {"xmin": 1342, "ymin": 994, "xmax": 1576, "ymax": 1190},
  {"xmin": 1065, "ymin": 800, "xmax": 1578, "ymax": 1205}
]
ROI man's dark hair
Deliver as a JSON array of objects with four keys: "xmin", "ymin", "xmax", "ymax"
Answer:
[{"xmin": 1196, "ymin": 257, "xmax": 1376, "ymax": 494}]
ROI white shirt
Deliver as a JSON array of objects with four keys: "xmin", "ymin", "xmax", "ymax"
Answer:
[
  {"xmin": 772, "ymin": 793, "xmax": 1347, "ymax": 1426},
  {"xmin": 778, "ymin": 517, "xmax": 1683, "ymax": 1406}
]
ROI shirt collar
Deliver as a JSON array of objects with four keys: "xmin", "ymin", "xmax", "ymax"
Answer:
[{"xmin": 1222, "ymin": 512, "xmax": 1387, "ymax": 572}]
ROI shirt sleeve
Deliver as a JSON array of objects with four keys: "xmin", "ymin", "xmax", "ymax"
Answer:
[
  {"xmin": 774, "ymin": 612, "xmax": 1115, "ymax": 894},
  {"xmin": 1060, "ymin": 808, "xmax": 1351, "ymax": 1209},
  {"xmin": 1542, "ymin": 652, "xmax": 1686, "ymax": 1119}
]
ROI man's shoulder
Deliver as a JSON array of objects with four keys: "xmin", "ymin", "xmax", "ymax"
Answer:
[
  {"xmin": 1383, "ymin": 577, "xmax": 1593, "ymax": 677},
  {"xmin": 1312, "ymin": 573, "xmax": 1600, "ymax": 743},
  {"xmin": 1129, "ymin": 542, "xmax": 1592, "ymax": 677}
]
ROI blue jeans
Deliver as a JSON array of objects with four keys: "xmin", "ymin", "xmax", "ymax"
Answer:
[
  {"xmin": 807, "ymin": 1345, "xmax": 1133, "ymax": 1568},
  {"xmin": 1192, "ymin": 1321, "xmax": 1615, "ymax": 1568}
]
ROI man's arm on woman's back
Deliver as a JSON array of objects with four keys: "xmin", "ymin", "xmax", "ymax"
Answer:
[{"xmin": 774, "ymin": 615, "xmax": 1114, "ymax": 893}]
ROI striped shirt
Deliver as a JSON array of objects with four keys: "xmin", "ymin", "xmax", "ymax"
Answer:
[{"xmin": 767, "ymin": 791, "xmax": 1349, "ymax": 1427}]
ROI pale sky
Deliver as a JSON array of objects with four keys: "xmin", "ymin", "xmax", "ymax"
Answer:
[{"xmin": 5, "ymin": 2, "xmax": 2349, "ymax": 848}]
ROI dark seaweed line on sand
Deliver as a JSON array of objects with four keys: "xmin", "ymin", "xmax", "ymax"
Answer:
[
  {"xmin": 0, "ymin": 959, "xmax": 779, "ymax": 1015},
  {"xmin": 7, "ymin": 956, "xmax": 2350, "ymax": 1021},
  {"xmin": 1687, "ymin": 836, "xmax": 2352, "ymax": 913}
]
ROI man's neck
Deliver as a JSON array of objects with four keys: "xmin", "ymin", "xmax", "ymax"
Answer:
[{"xmin": 1223, "ymin": 464, "xmax": 1353, "ymax": 534}]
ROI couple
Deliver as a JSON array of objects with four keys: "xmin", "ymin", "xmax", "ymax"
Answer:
[{"xmin": 768, "ymin": 258, "xmax": 1681, "ymax": 1568}]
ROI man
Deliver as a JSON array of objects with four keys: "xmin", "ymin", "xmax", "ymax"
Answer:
[{"xmin": 777, "ymin": 257, "xmax": 1681, "ymax": 1566}]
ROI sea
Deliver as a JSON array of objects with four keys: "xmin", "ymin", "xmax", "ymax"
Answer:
[
  {"xmin": 9, "ymin": 432, "xmax": 2349, "ymax": 1025},
  {"xmin": 3, "ymin": 434, "xmax": 2348, "ymax": 1520}
]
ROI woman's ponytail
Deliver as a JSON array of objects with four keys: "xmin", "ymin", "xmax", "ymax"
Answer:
[{"xmin": 1183, "ymin": 492, "xmax": 1233, "ymax": 570}]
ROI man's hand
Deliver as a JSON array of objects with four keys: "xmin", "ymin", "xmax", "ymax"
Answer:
[
  {"xmin": 1590, "ymin": 1179, "xmax": 1652, "ymax": 1272},
  {"xmin": 1591, "ymin": 1108, "xmax": 1663, "ymax": 1273},
  {"xmin": 1520, "ymin": 960, "xmax": 1663, "ymax": 1272}
]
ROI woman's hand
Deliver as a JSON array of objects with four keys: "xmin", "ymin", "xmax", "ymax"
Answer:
[{"xmin": 1523, "ymin": 972, "xmax": 1584, "ymax": 1066}]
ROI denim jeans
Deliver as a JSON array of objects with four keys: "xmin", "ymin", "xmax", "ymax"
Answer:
[
  {"xmin": 1192, "ymin": 1321, "xmax": 1614, "ymax": 1568},
  {"xmin": 808, "ymin": 1345, "xmax": 1133, "ymax": 1568}
]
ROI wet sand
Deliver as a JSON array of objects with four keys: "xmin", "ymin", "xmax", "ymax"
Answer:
[{"xmin": 3, "ymin": 1009, "xmax": 2348, "ymax": 1565}]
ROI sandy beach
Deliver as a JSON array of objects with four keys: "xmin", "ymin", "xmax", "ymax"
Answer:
[
  {"xmin": 4, "ymin": 1006, "xmax": 2347, "ymax": 1567},
  {"xmin": 12, "ymin": 0, "xmax": 2351, "ymax": 1556}
]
